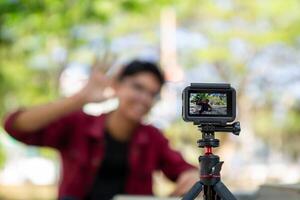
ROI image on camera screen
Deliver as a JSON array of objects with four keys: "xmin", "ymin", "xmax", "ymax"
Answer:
[{"xmin": 189, "ymin": 92, "xmax": 227, "ymax": 116}]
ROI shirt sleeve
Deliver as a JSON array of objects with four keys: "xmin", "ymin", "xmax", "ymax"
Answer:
[
  {"xmin": 156, "ymin": 129, "xmax": 196, "ymax": 182},
  {"xmin": 3, "ymin": 109, "xmax": 80, "ymax": 150}
]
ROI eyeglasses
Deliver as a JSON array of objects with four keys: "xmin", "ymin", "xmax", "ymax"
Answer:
[{"xmin": 125, "ymin": 80, "xmax": 161, "ymax": 102}]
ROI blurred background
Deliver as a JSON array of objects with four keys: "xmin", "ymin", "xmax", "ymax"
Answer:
[{"xmin": 1, "ymin": 0, "xmax": 300, "ymax": 199}]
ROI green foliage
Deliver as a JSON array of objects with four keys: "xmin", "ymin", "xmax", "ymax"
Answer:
[
  {"xmin": 0, "ymin": 143, "xmax": 5, "ymax": 169},
  {"xmin": 283, "ymin": 110, "xmax": 300, "ymax": 134},
  {"xmin": 0, "ymin": 129, "xmax": 6, "ymax": 169},
  {"xmin": 191, "ymin": 93, "xmax": 226, "ymax": 106},
  {"xmin": 38, "ymin": 148, "xmax": 59, "ymax": 161},
  {"xmin": 253, "ymin": 108, "xmax": 300, "ymax": 158},
  {"xmin": 190, "ymin": 93, "xmax": 209, "ymax": 103}
]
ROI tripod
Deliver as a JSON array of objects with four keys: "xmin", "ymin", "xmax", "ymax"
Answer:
[{"xmin": 182, "ymin": 122, "xmax": 241, "ymax": 200}]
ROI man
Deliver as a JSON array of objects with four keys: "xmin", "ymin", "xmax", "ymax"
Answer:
[{"xmin": 4, "ymin": 60, "xmax": 198, "ymax": 200}]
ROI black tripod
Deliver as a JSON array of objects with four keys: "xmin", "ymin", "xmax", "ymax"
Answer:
[{"xmin": 182, "ymin": 122, "xmax": 241, "ymax": 200}]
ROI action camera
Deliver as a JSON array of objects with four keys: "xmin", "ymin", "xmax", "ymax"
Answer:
[{"xmin": 182, "ymin": 83, "xmax": 236, "ymax": 125}]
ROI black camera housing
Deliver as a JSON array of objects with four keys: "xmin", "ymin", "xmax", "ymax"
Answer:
[{"xmin": 182, "ymin": 83, "xmax": 236, "ymax": 125}]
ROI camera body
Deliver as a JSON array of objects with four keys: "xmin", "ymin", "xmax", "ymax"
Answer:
[{"xmin": 182, "ymin": 83, "xmax": 236, "ymax": 125}]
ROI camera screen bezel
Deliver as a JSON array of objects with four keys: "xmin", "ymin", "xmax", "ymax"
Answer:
[{"xmin": 182, "ymin": 84, "xmax": 236, "ymax": 124}]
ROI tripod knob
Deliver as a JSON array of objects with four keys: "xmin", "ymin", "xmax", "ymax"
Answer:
[
  {"xmin": 211, "ymin": 161, "xmax": 224, "ymax": 174},
  {"xmin": 232, "ymin": 122, "xmax": 240, "ymax": 136}
]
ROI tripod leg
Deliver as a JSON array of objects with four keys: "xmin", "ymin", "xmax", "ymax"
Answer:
[
  {"xmin": 181, "ymin": 181, "xmax": 203, "ymax": 200},
  {"xmin": 213, "ymin": 181, "xmax": 237, "ymax": 200},
  {"xmin": 203, "ymin": 185, "xmax": 215, "ymax": 200},
  {"xmin": 212, "ymin": 188, "xmax": 220, "ymax": 200}
]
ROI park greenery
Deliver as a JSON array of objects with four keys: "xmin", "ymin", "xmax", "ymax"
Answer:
[
  {"xmin": 1, "ymin": 0, "xmax": 300, "ymax": 170},
  {"xmin": 190, "ymin": 93, "xmax": 227, "ymax": 106}
]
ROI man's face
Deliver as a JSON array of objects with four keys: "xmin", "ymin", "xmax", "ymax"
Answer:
[{"xmin": 115, "ymin": 72, "xmax": 161, "ymax": 122}]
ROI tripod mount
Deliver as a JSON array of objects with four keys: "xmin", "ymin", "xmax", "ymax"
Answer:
[{"xmin": 182, "ymin": 122, "xmax": 241, "ymax": 200}]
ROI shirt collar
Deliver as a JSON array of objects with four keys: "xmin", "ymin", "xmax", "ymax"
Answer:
[
  {"xmin": 86, "ymin": 113, "xmax": 148, "ymax": 146},
  {"xmin": 86, "ymin": 113, "xmax": 106, "ymax": 140}
]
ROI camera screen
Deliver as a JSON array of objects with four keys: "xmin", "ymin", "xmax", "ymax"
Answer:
[{"xmin": 189, "ymin": 92, "xmax": 229, "ymax": 116}]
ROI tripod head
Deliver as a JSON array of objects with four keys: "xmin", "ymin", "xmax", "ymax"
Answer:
[
  {"xmin": 197, "ymin": 122, "xmax": 241, "ymax": 148},
  {"xmin": 194, "ymin": 121, "xmax": 241, "ymax": 188}
]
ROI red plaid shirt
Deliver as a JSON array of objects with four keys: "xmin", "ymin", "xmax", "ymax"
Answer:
[{"xmin": 4, "ymin": 110, "xmax": 195, "ymax": 199}]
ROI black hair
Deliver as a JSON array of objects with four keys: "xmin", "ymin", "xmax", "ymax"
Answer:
[{"xmin": 118, "ymin": 60, "xmax": 165, "ymax": 86}]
